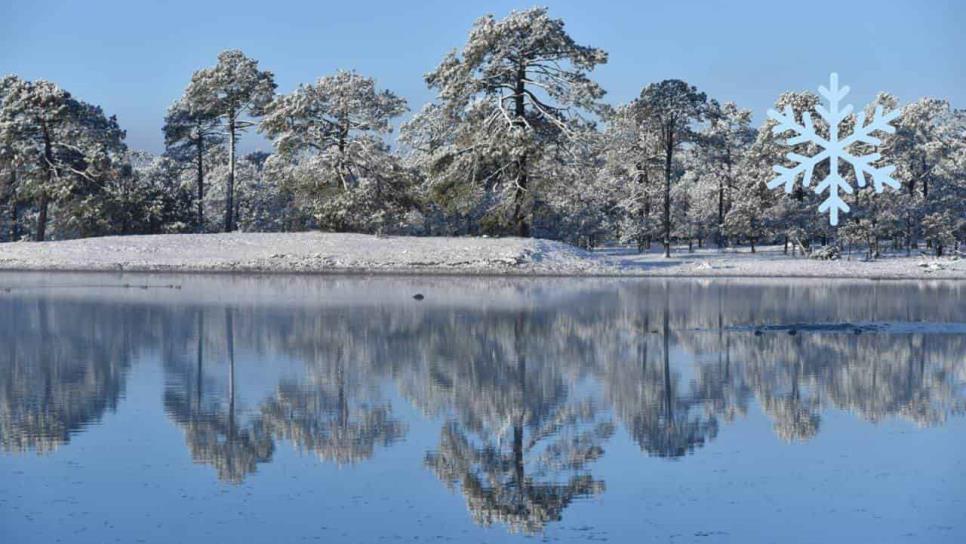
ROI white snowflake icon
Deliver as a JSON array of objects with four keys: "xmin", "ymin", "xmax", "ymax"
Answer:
[{"xmin": 767, "ymin": 73, "xmax": 900, "ymax": 225}]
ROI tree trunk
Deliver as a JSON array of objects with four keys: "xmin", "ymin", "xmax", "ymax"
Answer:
[
  {"xmin": 717, "ymin": 177, "xmax": 725, "ymax": 248},
  {"xmin": 36, "ymin": 192, "xmax": 48, "ymax": 242},
  {"xmin": 921, "ymin": 156, "xmax": 929, "ymax": 201},
  {"xmin": 224, "ymin": 116, "xmax": 236, "ymax": 233},
  {"xmin": 644, "ymin": 180, "xmax": 651, "ymax": 250},
  {"xmin": 37, "ymin": 123, "xmax": 55, "ymax": 241},
  {"xmin": 196, "ymin": 135, "xmax": 205, "ymax": 231},
  {"xmin": 663, "ymin": 126, "xmax": 673, "ymax": 258},
  {"xmin": 512, "ymin": 159, "xmax": 529, "ymax": 237},
  {"xmin": 10, "ymin": 200, "xmax": 18, "ymax": 241},
  {"xmin": 636, "ymin": 163, "xmax": 646, "ymax": 253},
  {"xmin": 512, "ymin": 65, "xmax": 529, "ymax": 238},
  {"xmin": 906, "ymin": 213, "xmax": 914, "ymax": 256}
]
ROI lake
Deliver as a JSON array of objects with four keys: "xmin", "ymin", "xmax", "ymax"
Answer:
[{"xmin": 1, "ymin": 273, "xmax": 964, "ymax": 543}]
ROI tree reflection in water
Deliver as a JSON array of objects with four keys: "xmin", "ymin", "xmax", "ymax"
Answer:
[
  {"xmin": 164, "ymin": 309, "xmax": 273, "ymax": 483},
  {"xmin": 2, "ymin": 277, "xmax": 965, "ymax": 532},
  {"xmin": 0, "ymin": 299, "xmax": 136, "ymax": 453},
  {"xmin": 260, "ymin": 348, "xmax": 406, "ymax": 465},
  {"xmin": 605, "ymin": 293, "xmax": 719, "ymax": 458},
  {"xmin": 423, "ymin": 314, "xmax": 613, "ymax": 534}
]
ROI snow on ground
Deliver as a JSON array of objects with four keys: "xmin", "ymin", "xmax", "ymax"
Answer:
[
  {"xmin": 0, "ymin": 232, "xmax": 963, "ymax": 279},
  {"xmin": 0, "ymin": 232, "xmax": 604, "ymax": 275},
  {"xmin": 599, "ymin": 245, "xmax": 966, "ymax": 280}
]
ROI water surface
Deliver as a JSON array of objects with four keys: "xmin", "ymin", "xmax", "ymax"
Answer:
[{"xmin": 1, "ymin": 273, "xmax": 964, "ymax": 543}]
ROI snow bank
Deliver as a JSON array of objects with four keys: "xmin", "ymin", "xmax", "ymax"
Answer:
[
  {"xmin": 0, "ymin": 232, "xmax": 608, "ymax": 275},
  {"xmin": 0, "ymin": 233, "xmax": 963, "ymax": 279}
]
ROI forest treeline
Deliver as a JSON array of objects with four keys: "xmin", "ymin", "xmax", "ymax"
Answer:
[{"xmin": 1, "ymin": 8, "xmax": 963, "ymax": 256}]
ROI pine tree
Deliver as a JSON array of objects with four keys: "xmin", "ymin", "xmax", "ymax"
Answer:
[
  {"xmin": 184, "ymin": 50, "xmax": 276, "ymax": 232},
  {"xmin": 407, "ymin": 7, "xmax": 607, "ymax": 237},
  {"xmin": 631, "ymin": 80, "xmax": 709, "ymax": 257},
  {"xmin": 260, "ymin": 70, "xmax": 411, "ymax": 233},
  {"xmin": 752, "ymin": 91, "xmax": 824, "ymax": 253},
  {"xmin": 0, "ymin": 77, "xmax": 127, "ymax": 240},
  {"xmin": 700, "ymin": 101, "xmax": 755, "ymax": 247},
  {"xmin": 601, "ymin": 103, "xmax": 663, "ymax": 252},
  {"xmin": 163, "ymin": 96, "xmax": 223, "ymax": 231}
]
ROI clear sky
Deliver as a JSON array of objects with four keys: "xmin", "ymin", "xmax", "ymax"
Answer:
[{"xmin": 2, "ymin": 0, "xmax": 963, "ymax": 154}]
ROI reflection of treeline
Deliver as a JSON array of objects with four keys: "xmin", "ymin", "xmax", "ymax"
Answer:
[
  {"xmin": 162, "ymin": 307, "xmax": 409, "ymax": 481},
  {"xmin": 612, "ymin": 280, "xmax": 966, "ymax": 330},
  {"xmin": 4, "ymin": 284, "xmax": 964, "ymax": 460},
  {"xmin": 213, "ymin": 281, "xmax": 965, "ymax": 446},
  {"xmin": 0, "ymin": 298, "xmax": 159, "ymax": 453},
  {"xmin": 3, "ymin": 280, "xmax": 965, "ymax": 531},
  {"xmin": 679, "ymin": 331, "xmax": 966, "ymax": 439},
  {"xmin": 180, "ymin": 286, "xmax": 963, "ymax": 531}
]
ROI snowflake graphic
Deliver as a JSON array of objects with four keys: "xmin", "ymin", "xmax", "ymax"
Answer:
[{"xmin": 767, "ymin": 73, "xmax": 900, "ymax": 226}]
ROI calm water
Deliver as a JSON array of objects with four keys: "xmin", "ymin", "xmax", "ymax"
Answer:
[{"xmin": 1, "ymin": 273, "xmax": 964, "ymax": 543}]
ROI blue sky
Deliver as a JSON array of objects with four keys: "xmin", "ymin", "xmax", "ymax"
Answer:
[{"xmin": 2, "ymin": 0, "xmax": 963, "ymax": 153}]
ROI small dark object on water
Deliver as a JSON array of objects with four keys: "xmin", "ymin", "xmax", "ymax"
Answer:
[
  {"xmin": 413, "ymin": 293, "xmax": 424, "ymax": 301},
  {"xmin": 787, "ymin": 329, "xmax": 797, "ymax": 336},
  {"xmin": 754, "ymin": 329, "xmax": 763, "ymax": 336},
  {"xmin": 854, "ymin": 328, "xmax": 862, "ymax": 335}
]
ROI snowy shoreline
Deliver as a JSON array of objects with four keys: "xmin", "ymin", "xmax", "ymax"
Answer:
[{"xmin": 0, "ymin": 232, "xmax": 963, "ymax": 280}]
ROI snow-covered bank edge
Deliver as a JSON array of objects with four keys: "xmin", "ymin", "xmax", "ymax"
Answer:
[
  {"xmin": 0, "ymin": 232, "xmax": 964, "ymax": 280},
  {"xmin": 0, "ymin": 233, "xmax": 610, "ymax": 277}
]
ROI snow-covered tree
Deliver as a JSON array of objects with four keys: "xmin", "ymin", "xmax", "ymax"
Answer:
[
  {"xmin": 163, "ymin": 95, "xmax": 223, "ymax": 230},
  {"xmin": 839, "ymin": 92, "xmax": 901, "ymax": 257},
  {"xmin": 536, "ymin": 131, "xmax": 616, "ymax": 248},
  {"xmin": 890, "ymin": 99, "xmax": 952, "ymax": 204},
  {"xmin": 600, "ymin": 103, "xmax": 663, "ymax": 252},
  {"xmin": 124, "ymin": 151, "xmax": 196, "ymax": 234},
  {"xmin": 699, "ymin": 101, "xmax": 755, "ymax": 247},
  {"xmin": 922, "ymin": 211, "xmax": 957, "ymax": 257},
  {"xmin": 0, "ymin": 142, "xmax": 20, "ymax": 240},
  {"xmin": 724, "ymin": 173, "xmax": 772, "ymax": 253},
  {"xmin": 0, "ymin": 75, "xmax": 23, "ymax": 240},
  {"xmin": 184, "ymin": 50, "xmax": 276, "ymax": 232},
  {"xmin": 260, "ymin": 70, "xmax": 412, "ymax": 233},
  {"xmin": 749, "ymin": 91, "xmax": 826, "ymax": 253},
  {"xmin": 406, "ymin": 7, "xmax": 607, "ymax": 237},
  {"xmin": 631, "ymin": 80, "xmax": 709, "ymax": 257},
  {"xmin": 228, "ymin": 151, "xmax": 303, "ymax": 232},
  {"xmin": 0, "ymin": 77, "xmax": 128, "ymax": 240},
  {"xmin": 882, "ymin": 98, "xmax": 965, "ymax": 252},
  {"xmin": 674, "ymin": 150, "xmax": 717, "ymax": 251}
]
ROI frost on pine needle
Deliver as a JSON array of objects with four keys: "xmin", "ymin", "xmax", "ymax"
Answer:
[{"xmin": 767, "ymin": 73, "xmax": 900, "ymax": 226}]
